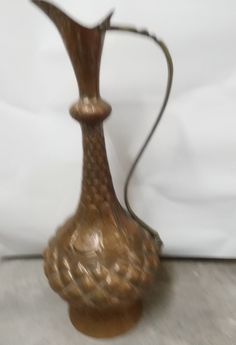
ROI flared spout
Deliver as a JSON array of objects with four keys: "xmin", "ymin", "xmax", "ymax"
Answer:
[{"xmin": 31, "ymin": 0, "xmax": 113, "ymax": 99}]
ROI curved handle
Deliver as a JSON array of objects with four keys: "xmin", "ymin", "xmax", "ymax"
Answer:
[{"xmin": 106, "ymin": 24, "xmax": 174, "ymax": 246}]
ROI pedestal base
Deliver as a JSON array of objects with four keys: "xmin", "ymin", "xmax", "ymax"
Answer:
[{"xmin": 69, "ymin": 301, "xmax": 143, "ymax": 338}]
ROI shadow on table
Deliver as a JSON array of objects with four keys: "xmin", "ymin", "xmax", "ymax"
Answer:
[{"xmin": 143, "ymin": 261, "xmax": 175, "ymax": 319}]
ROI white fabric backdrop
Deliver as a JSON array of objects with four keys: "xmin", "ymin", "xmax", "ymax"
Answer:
[{"xmin": 0, "ymin": 0, "xmax": 236, "ymax": 257}]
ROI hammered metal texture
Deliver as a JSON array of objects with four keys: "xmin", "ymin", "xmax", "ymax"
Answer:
[
  {"xmin": 44, "ymin": 123, "xmax": 160, "ymax": 310},
  {"xmin": 32, "ymin": 0, "xmax": 161, "ymax": 318}
]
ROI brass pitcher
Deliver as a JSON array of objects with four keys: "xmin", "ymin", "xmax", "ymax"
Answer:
[{"xmin": 31, "ymin": 0, "xmax": 173, "ymax": 338}]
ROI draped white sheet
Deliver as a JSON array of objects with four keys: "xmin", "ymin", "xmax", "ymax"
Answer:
[{"xmin": 0, "ymin": 0, "xmax": 236, "ymax": 257}]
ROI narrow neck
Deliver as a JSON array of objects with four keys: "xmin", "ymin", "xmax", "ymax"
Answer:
[{"xmin": 78, "ymin": 122, "xmax": 117, "ymax": 211}]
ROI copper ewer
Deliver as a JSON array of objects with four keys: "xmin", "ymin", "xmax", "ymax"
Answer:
[{"xmin": 31, "ymin": 0, "xmax": 173, "ymax": 338}]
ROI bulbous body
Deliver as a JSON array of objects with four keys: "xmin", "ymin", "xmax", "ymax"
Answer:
[
  {"xmin": 44, "ymin": 122, "xmax": 160, "ymax": 333},
  {"xmin": 44, "ymin": 125, "xmax": 160, "ymax": 310},
  {"xmin": 44, "ymin": 191, "xmax": 159, "ymax": 311}
]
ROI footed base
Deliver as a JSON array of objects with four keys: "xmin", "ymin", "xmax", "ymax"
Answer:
[{"xmin": 69, "ymin": 301, "xmax": 143, "ymax": 338}]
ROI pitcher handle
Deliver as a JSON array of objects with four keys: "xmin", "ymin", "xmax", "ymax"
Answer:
[{"xmin": 105, "ymin": 24, "xmax": 174, "ymax": 246}]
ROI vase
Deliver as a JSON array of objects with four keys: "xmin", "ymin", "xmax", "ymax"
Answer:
[{"xmin": 31, "ymin": 0, "xmax": 167, "ymax": 338}]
